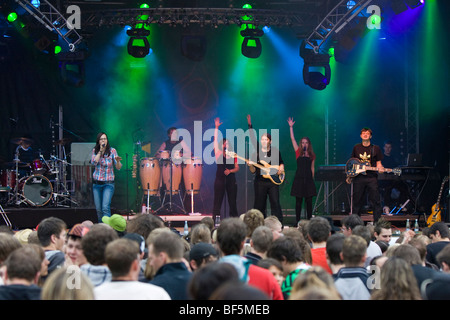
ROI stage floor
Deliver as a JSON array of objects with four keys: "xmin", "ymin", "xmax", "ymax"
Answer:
[{"xmin": 0, "ymin": 204, "xmax": 429, "ymax": 231}]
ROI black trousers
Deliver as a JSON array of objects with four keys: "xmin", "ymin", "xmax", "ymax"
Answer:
[
  {"xmin": 213, "ymin": 175, "xmax": 238, "ymax": 220},
  {"xmin": 352, "ymin": 175, "xmax": 382, "ymax": 223},
  {"xmin": 295, "ymin": 196, "xmax": 313, "ymax": 223},
  {"xmin": 254, "ymin": 178, "xmax": 283, "ymax": 223}
]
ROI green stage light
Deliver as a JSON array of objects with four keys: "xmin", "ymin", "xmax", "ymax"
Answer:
[{"xmin": 7, "ymin": 12, "xmax": 18, "ymax": 23}]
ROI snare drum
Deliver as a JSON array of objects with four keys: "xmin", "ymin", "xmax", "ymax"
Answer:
[
  {"xmin": 183, "ymin": 157, "xmax": 202, "ymax": 195},
  {"xmin": 20, "ymin": 174, "xmax": 53, "ymax": 206},
  {"xmin": 139, "ymin": 158, "xmax": 160, "ymax": 196}
]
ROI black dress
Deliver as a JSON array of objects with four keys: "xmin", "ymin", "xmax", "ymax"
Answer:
[{"xmin": 290, "ymin": 155, "xmax": 316, "ymax": 198}]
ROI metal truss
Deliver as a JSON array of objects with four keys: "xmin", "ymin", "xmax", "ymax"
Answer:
[
  {"xmin": 15, "ymin": 0, "xmax": 83, "ymax": 52},
  {"xmin": 304, "ymin": 0, "xmax": 374, "ymax": 54},
  {"xmin": 81, "ymin": 7, "xmax": 315, "ymax": 29}
]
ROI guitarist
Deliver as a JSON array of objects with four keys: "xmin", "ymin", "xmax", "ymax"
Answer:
[
  {"xmin": 350, "ymin": 127, "xmax": 385, "ymax": 223},
  {"xmin": 247, "ymin": 115, "xmax": 285, "ymax": 224}
]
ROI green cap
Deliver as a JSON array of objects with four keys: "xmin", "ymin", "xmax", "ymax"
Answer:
[{"xmin": 102, "ymin": 214, "xmax": 126, "ymax": 232}]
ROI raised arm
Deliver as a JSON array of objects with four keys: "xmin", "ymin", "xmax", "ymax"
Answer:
[
  {"xmin": 214, "ymin": 117, "xmax": 222, "ymax": 160},
  {"xmin": 288, "ymin": 117, "xmax": 299, "ymax": 152}
]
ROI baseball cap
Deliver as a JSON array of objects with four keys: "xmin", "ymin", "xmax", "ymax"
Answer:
[
  {"xmin": 189, "ymin": 242, "xmax": 218, "ymax": 261},
  {"xmin": 102, "ymin": 214, "xmax": 127, "ymax": 232},
  {"xmin": 68, "ymin": 224, "xmax": 90, "ymax": 238},
  {"xmin": 123, "ymin": 232, "xmax": 146, "ymax": 254}
]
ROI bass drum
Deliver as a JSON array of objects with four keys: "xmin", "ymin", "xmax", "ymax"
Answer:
[{"xmin": 20, "ymin": 175, "xmax": 53, "ymax": 206}]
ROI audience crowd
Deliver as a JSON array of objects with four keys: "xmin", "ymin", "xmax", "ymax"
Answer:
[{"xmin": 0, "ymin": 209, "xmax": 450, "ymax": 301}]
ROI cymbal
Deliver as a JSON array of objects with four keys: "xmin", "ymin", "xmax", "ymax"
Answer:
[
  {"xmin": 53, "ymin": 138, "xmax": 71, "ymax": 145},
  {"xmin": 10, "ymin": 137, "xmax": 34, "ymax": 145}
]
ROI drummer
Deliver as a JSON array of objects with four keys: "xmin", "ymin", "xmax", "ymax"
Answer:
[
  {"xmin": 155, "ymin": 127, "xmax": 191, "ymax": 161},
  {"xmin": 12, "ymin": 135, "xmax": 36, "ymax": 178}
]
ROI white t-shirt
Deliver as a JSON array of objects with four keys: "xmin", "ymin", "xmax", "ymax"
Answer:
[{"xmin": 94, "ymin": 280, "xmax": 171, "ymax": 300}]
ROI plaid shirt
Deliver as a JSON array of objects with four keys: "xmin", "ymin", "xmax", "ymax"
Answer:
[{"xmin": 91, "ymin": 147, "xmax": 119, "ymax": 182}]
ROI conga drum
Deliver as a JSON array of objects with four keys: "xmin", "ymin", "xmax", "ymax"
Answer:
[
  {"xmin": 139, "ymin": 158, "xmax": 160, "ymax": 195},
  {"xmin": 162, "ymin": 162, "xmax": 182, "ymax": 194},
  {"xmin": 159, "ymin": 150, "xmax": 170, "ymax": 160},
  {"xmin": 183, "ymin": 157, "xmax": 202, "ymax": 195}
]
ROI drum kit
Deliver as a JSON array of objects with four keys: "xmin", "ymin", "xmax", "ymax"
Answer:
[
  {"xmin": 139, "ymin": 150, "xmax": 203, "ymax": 214},
  {"xmin": 0, "ymin": 137, "xmax": 76, "ymax": 208}
]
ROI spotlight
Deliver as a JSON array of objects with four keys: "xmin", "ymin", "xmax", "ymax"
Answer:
[
  {"xmin": 300, "ymin": 40, "xmax": 331, "ymax": 90},
  {"xmin": 405, "ymin": 0, "xmax": 424, "ymax": 9},
  {"xmin": 59, "ymin": 51, "xmax": 86, "ymax": 87},
  {"xmin": 127, "ymin": 28, "xmax": 150, "ymax": 58},
  {"xmin": 240, "ymin": 27, "xmax": 264, "ymax": 59}
]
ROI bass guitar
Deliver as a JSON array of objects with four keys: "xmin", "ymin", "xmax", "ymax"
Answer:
[
  {"xmin": 427, "ymin": 176, "xmax": 448, "ymax": 227},
  {"xmin": 225, "ymin": 150, "xmax": 285, "ymax": 185},
  {"xmin": 345, "ymin": 158, "xmax": 402, "ymax": 178}
]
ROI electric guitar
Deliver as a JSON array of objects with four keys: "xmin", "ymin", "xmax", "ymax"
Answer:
[
  {"xmin": 345, "ymin": 158, "xmax": 402, "ymax": 178},
  {"xmin": 225, "ymin": 150, "xmax": 285, "ymax": 185},
  {"xmin": 427, "ymin": 176, "xmax": 448, "ymax": 227}
]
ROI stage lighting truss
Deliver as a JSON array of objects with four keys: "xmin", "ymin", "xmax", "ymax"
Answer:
[
  {"xmin": 81, "ymin": 7, "xmax": 309, "ymax": 30},
  {"xmin": 303, "ymin": 0, "xmax": 374, "ymax": 54},
  {"xmin": 14, "ymin": 0, "xmax": 83, "ymax": 52}
]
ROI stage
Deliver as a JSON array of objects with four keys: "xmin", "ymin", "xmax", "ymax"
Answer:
[{"xmin": 0, "ymin": 204, "xmax": 430, "ymax": 232}]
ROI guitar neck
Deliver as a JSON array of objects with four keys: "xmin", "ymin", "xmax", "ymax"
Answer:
[
  {"xmin": 233, "ymin": 154, "xmax": 265, "ymax": 171},
  {"xmin": 363, "ymin": 166, "xmax": 393, "ymax": 173}
]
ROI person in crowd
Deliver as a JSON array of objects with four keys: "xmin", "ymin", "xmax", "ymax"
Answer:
[
  {"xmin": 188, "ymin": 261, "xmax": 239, "ymax": 300},
  {"xmin": 334, "ymin": 235, "xmax": 371, "ymax": 300},
  {"xmin": 37, "ymin": 217, "xmax": 67, "ymax": 277},
  {"xmin": 257, "ymin": 258, "xmax": 284, "ymax": 288},
  {"xmin": 216, "ymin": 217, "xmax": 284, "ymax": 300},
  {"xmin": 65, "ymin": 223, "xmax": 90, "ymax": 267},
  {"xmin": 41, "ymin": 267, "xmax": 94, "ymax": 300},
  {"xmin": 0, "ymin": 246, "xmax": 42, "ymax": 300},
  {"xmin": 266, "ymin": 234, "xmax": 310, "ymax": 298},
  {"xmin": 264, "ymin": 216, "xmax": 284, "ymax": 240},
  {"xmin": 307, "ymin": 217, "xmax": 333, "ymax": 274},
  {"xmin": 371, "ymin": 256, "xmax": 422, "ymax": 300},
  {"xmin": 436, "ymin": 243, "xmax": 450, "ymax": 273},
  {"xmin": 244, "ymin": 226, "xmax": 273, "ymax": 265},
  {"xmin": 426, "ymin": 222, "xmax": 450, "ymax": 267},
  {"xmin": 326, "ymin": 233, "xmax": 346, "ymax": 276},
  {"xmin": 80, "ymin": 224, "xmax": 118, "ymax": 286},
  {"xmin": 289, "ymin": 266, "xmax": 341, "ymax": 300},
  {"xmin": 145, "ymin": 229, "xmax": 192, "ymax": 300},
  {"xmin": 95, "ymin": 238, "xmax": 170, "ymax": 300},
  {"xmin": 188, "ymin": 242, "xmax": 218, "ymax": 271}
]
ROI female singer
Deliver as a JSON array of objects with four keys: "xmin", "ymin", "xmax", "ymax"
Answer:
[
  {"xmin": 91, "ymin": 132, "xmax": 122, "ymax": 222},
  {"xmin": 288, "ymin": 117, "xmax": 317, "ymax": 224},
  {"xmin": 212, "ymin": 118, "xmax": 239, "ymax": 221}
]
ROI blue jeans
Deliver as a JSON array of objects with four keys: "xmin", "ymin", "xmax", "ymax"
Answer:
[{"xmin": 93, "ymin": 182, "xmax": 115, "ymax": 222}]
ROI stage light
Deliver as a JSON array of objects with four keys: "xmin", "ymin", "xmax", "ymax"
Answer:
[
  {"xmin": 300, "ymin": 40, "xmax": 331, "ymax": 90},
  {"xmin": 59, "ymin": 51, "xmax": 86, "ymax": 87},
  {"xmin": 240, "ymin": 27, "xmax": 264, "ymax": 59},
  {"xmin": 405, "ymin": 0, "xmax": 424, "ymax": 9},
  {"xmin": 347, "ymin": 1, "xmax": 356, "ymax": 10},
  {"xmin": 31, "ymin": 0, "xmax": 40, "ymax": 8},
  {"xmin": 127, "ymin": 3, "xmax": 151, "ymax": 58},
  {"xmin": 7, "ymin": 12, "xmax": 18, "ymax": 23}
]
